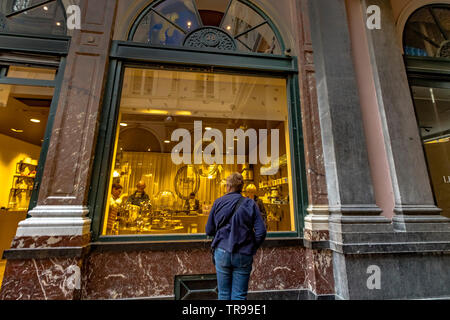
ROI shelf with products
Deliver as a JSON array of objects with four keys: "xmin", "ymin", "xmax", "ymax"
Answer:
[{"xmin": 8, "ymin": 159, "xmax": 38, "ymax": 211}]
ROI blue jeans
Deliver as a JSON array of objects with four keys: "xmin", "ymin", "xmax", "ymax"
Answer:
[{"xmin": 214, "ymin": 248, "xmax": 253, "ymax": 300}]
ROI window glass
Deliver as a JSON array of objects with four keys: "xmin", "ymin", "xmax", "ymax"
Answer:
[
  {"xmin": 132, "ymin": 11, "xmax": 186, "ymax": 46},
  {"xmin": 154, "ymin": 0, "xmax": 201, "ymax": 31},
  {"xmin": 220, "ymin": 0, "xmax": 264, "ymax": 38},
  {"xmin": 412, "ymin": 85, "xmax": 450, "ymax": 218},
  {"xmin": 403, "ymin": 5, "xmax": 450, "ymax": 58},
  {"xmin": 235, "ymin": 23, "xmax": 281, "ymax": 55},
  {"xmin": 131, "ymin": 0, "xmax": 282, "ymax": 55},
  {"xmin": 0, "ymin": 82, "xmax": 54, "ymax": 212},
  {"xmin": 6, "ymin": 66, "xmax": 57, "ymax": 81},
  {"xmin": 0, "ymin": 0, "xmax": 67, "ymax": 36},
  {"xmin": 102, "ymin": 67, "xmax": 296, "ymax": 236}
]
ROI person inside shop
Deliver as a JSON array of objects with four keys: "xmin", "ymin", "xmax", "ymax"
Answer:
[
  {"xmin": 127, "ymin": 180, "xmax": 150, "ymax": 206},
  {"xmin": 184, "ymin": 192, "xmax": 200, "ymax": 213},
  {"xmin": 206, "ymin": 173, "xmax": 267, "ymax": 300},
  {"xmin": 106, "ymin": 183, "xmax": 123, "ymax": 234},
  {"xmin": 245, "ymin": 184, "xmax": 267, "ymax": 228}
]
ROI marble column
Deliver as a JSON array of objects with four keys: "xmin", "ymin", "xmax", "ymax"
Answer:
[
  {"xmin": 360, "ymin": 0, "xmax": 450, "ymax": 232},
  {"xmin": 0, "ymin": 0, "xmax": 118, "ymax": 300},
  {"xmin": 293, "ymin": 0, "xmax": 330, "ymax": 241},
  {"xmin": 291, "ymin": 0, "xmax": 335, "ymax": 297},
  {"xmin": 307, "ymin": 0, "xmax": 392, "ymax": 299},
  {"xmin": 305, "ymin": 0, "xmax": 450, "ymax": 299},
  {"xmin": 307, "ymin": 0, "xmax": 391, "ymax": 231}
]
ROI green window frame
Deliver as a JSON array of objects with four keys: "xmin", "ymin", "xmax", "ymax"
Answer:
[
  {"xmin": 89, "ymin": 41, "xmax": 308, "ymax": 243},
  {"xmin": 89, "ymin": 0, "xmax": 307, "ymax": 243}
]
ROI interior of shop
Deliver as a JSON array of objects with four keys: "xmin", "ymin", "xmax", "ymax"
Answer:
[
  {"xmin": 412, "ymin": 85, "xmax": 450, "ymax": 218},
  {"xmin": 102, "ymin": 67, "xmax": 295, "ymax": 236},
  {"xmin": 0, "ymin": 66, "xmax": 55, "ymax": 288}
]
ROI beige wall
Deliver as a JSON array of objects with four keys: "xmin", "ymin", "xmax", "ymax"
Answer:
[{"xmin": 0, "ymin": 134, "xmax": 41, "ymax": 209}]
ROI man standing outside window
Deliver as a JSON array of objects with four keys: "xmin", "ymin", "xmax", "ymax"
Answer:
[{"xmin": 206, "ymin": 173, "xmax": 267, "ymax": 300}]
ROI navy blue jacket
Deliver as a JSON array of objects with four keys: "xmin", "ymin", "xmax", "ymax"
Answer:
[{"xmin": 205, "ymin": 192, "xmax": 267, "ymax": 256}]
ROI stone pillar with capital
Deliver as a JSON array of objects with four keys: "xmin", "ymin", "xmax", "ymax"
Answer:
[
  {"xmin": 293, "ymin": 0, "xmax": 335, "ymax": 297},
  {"xmin": 0, "ymin": 0, "xmax": 118, "ymax": 300},
  {"xmin": 360, "ymin": 0, "xmax": 450, "ymax": 232},
  {"xmin": 307, "ymin": 0, "xmax": 450, "ymax": 299}
]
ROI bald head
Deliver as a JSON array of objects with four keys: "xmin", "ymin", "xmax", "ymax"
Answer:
[{"xmin": 136, "ymin": 181, "xmax": 146, "ymax": 192}]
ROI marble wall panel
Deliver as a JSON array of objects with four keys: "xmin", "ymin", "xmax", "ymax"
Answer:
[
  {"xmin": 0, "ymin": 258, "xmax": 83, "ymax": 300},
  {"xmin": 82, "ymin": 246, "xmax": 312, "ymax": 300}
]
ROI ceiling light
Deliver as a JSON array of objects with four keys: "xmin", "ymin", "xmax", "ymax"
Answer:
[
  {"xmin": 164, "ymin": 140, "xmax": 171, "ymax": 144},
  {"xmin": 226, "ymin": 26, "xmax": 231, "ymax": 30},
  {"xmin": 148, "ymin": 109, "xmax": 169, "ymax": 115},
  {"xmin": 11, "ymin": 128, "xmax": 24, "ymax": 133},
  {"xmin": 205, "ymin": 127, "xmax": 212, "ymax": 131},
  {"xmin": 120, "ymin": 123, "xmax": 128, "ymax": 127},
  {"xmin": 43, "ymin": 6, "xmax": 48, "ymax": 11},
  {"xmin": 175, "ymin": 111, "xmax": 192, "ymax": 116},
  {"xmin": 56, "ymin": 22, "xmax": 61, "ymax": 26},
  {"xmin": 30, "ymin": 119, "xmax": 41, "ymax": 123}
]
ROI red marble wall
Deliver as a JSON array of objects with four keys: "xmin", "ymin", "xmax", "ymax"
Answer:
[
  {"xmin": 0, "ymin": 258, "xmax": 83, "ymax": 300},
  {"xmin": 81, "ymin": 246, "xmax": 320, "ymax": 299}
]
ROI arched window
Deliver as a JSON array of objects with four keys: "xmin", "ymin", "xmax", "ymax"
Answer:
[
  {"xmin": 0, "ymin": 0, "xmax": 67, "ymax": 36},
  {"xmin": 404, "ymin": 5, "xmax": 450, "ymax": 218},
  {"xmin": 129, "ymin": 0, "xmax": 283, "ymax": 55},
  {"xmin": 403, "ymin": 4, "xmax": 450, "ymax": 58}
]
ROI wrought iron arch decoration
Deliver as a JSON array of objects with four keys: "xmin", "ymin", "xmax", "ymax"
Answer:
[
  {"xmin": 403, "ymin": 4, "xmax": 450, "ymax": 58},
  {"xmin": 128, "ymin": 0, "xmax": 285, "ymax": 55},
  {"xmin": 0, "ymin": 0, "xmax": 67, "ymax": 35}
]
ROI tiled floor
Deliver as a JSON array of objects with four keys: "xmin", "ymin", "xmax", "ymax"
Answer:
[{"xmin": 0, "ymin": 259, "xmax": 6, "ymax": 290}]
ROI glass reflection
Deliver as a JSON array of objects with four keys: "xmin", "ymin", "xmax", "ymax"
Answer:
[
  {"xmin": 403, "ymin": 5, "xmax": 450, "ymax": 58},
  {"xmin": 412, "ymin": 85, "xmax": 450, "ymax": 218},
  {"xmin": 102, "ymin": 67, "xmax": 295, "ymax": 236},
  {"xmin": 0, "ymin": 0, "xmax": 66, "ymax": 36},
  {"xmin": 133, "ymin": 11, "xmax": 185, "ymax": 46}
]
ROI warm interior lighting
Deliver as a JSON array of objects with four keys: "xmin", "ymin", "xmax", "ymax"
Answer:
[
  {"xmin": 30, "ymin": 119, "xmax": 41, "ymax": 123},
  {"xmin": 43, "ymin": 6, "xmax": 48, "ymax": 11},
  {"xmin": 148, "ymin": 109, "xmax": 169, "ymax": 115},
  {"xmin": 164, "ymin": 140, "xmax": 171, "ymax": 144},
  {"xmin": 11, "ymin": 128, "xmax": 24, "ymax": 133},
  {"xmin": 120, "ymin": 123, "xmax": 128, "ymax": 127},
  {"xmin": 175, "ymin": 111, "xmax": 192, "ymax": 116},
  {"xmin": 226, "ymin": 26, "xmax": 231, "ymax": 30},
  {"xmin": 113, "ymin": 171, "xmax": 120, "ymax": 178}
]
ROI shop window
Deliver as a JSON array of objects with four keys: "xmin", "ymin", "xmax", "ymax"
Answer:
[
  {"xmin": 131, "ymin": 0, "xmax": 282, "ymax": 55},
  {"xmin": 0, "ymin": 0, "xmax": 67, "ymax": 36},
  {"xmin": 0, "ymin": 67, "xmax": 56, "ymax": 212},
  {"xmin": 101, "ymin": 67, "xmax": 295, "ymax": 236},
  {"xmin": 403, "ymin": 4, "xmax": 450, "ymax": 58},
  {"xmin": 411, "ymin": 85, "xmax": 450, "ymax": 218}
]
